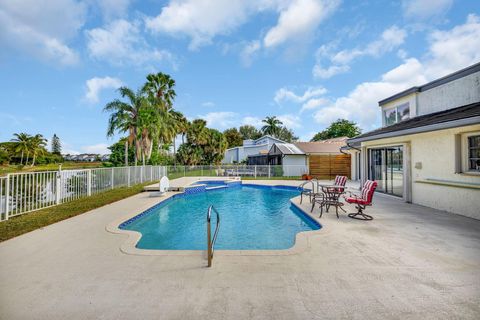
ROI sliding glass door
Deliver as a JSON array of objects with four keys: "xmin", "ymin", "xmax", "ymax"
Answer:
[{"xmin": 368, "ymin": 146, "xmax": 403, "ymax": 197}]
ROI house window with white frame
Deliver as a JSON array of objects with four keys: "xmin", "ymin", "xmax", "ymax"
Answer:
[
  {"xmin": 384, "ymin": 103, "xmax": 410, "ymax": 126},
  {"xmin": 467, "ymin": 134, "xmax": 480, "ymax": 172}
]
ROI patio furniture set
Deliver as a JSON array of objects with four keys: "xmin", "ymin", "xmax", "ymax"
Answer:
[{"xmin": 299, "ymin": 176, "xmax": 377, "ymax": 220}]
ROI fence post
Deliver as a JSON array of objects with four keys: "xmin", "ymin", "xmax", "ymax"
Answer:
[
  {"xmin": 5, "ymin": 174, "xmax": 10, "ymax": 220},
  {"xmin": 55, "ymin": 171, "xmax": 61, "ymax": 205},
  {"xmin": 184, "ymin": 166, "xmax": 186, "ymax": 177},
  {"xmin": 87, "ymin": 170, "xmax": 92, "ymax": 196},
  {"xmin": 201, "ymin": 166, "xmax": 203, "ymax": 176},
  {"xmin": 111, "ymin": 167, "xmax": 115, "ymax": 189},
  {"xmin": 151, "ymin": 166, "xmax": 153, "ymax": 181},
  {"xmin": 127, "ymin": 167, "xmax": 131, "ymax": 187},
  {"xmin": 268, "ymin": 165, "xmax": 271, "ymax": 178},
  {"xmin": 254, "ymin": 165, "xmax": 257, "ymax": 179},
  {"xmin": 140, "ymin": 166, "xmax": 143, "ymax": 183}
]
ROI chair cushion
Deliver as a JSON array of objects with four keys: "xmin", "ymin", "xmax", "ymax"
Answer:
[{"xmin": 345, "ymin": 196, "xmax": 369, "ymax": 205}]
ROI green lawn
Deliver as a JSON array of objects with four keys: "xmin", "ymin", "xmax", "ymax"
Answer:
[
  {"xmin": 0, "ymin": 181, "xmax": 156, "ymax": 242},
  {"xmin": 0, "ymin": 162, "xmax": 104, "ymax": 176}
]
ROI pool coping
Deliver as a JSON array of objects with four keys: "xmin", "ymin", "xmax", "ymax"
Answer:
[{"xmin": 105, "ymin": 181, "xmax": 329, "ymax": 256}]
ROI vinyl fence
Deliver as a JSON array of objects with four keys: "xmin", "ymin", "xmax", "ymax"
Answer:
[
  {"xmin": 0, "ymin": 165, "xmax": 166, "ymax": 222},
  {"xmin": 165, "ymin": 164, "xmax": 308, "ymax": 179},
  {"xmin": 0, "ymin": 164, "xmax": 308, "ymax": 222}
]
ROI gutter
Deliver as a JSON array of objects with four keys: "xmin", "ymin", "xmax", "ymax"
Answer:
[{"xmin": 348, "ymin": 116, "xmax": 480, "ymax": 144}]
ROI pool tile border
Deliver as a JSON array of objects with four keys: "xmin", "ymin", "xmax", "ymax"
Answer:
[{"xmin": 106, "ymin": 181, "xmax": 327, "ymax": 256}]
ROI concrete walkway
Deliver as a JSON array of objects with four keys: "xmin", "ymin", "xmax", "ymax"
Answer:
[{"xmin": 0, "ymin": 179, "xmax": 479, "ymax": 319}]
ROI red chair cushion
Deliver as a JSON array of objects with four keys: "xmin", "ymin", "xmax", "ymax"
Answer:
[{"xmin": 345, "ymin": 197, "xmax": 370, "ymax": 205}]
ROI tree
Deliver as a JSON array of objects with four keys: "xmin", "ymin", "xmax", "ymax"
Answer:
[
  {"xmin": 239, "ymin": 125, "xmax": 261, "ymax": 140},
  {"xmin": 276, "ymin": 127, "xmax": 298, "ymax": 143},
  {"xmin": 310, "ymin": 119, "xmax": 361, "ymax": 141},
  {"xmin": 108, "ymin": 138, "xmax": 135, "ymax": 166},
  {"xmin": 261, "ymin": 116, "xmax": 283, "ymax": 136},
  {"xmin": 11, "ymin": 133, "xmax": 31, "ymax": 165},
  {"xmin": 104, "ymin": 87, "xmax": 144, "ymax": 165},
  {"xmin": 142, "ymin": 72, "xmax": 176, "ymax": 110},
  {"xmin": 203, "ymin": 129, "xmax": 228, "ymax": 165},
  {"xmin": 223, "ymin": 128, "xmax": 243, "ymax": 148},
  {"xmin": 51, "ymin": 134, "xmax": 61, "ymax": 155},
  {"xmin": 29, "ymin": 134, "xmax": 47, "ymax": 166}
]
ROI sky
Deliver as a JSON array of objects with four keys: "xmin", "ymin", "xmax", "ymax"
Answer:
[{"xmin": 0, "ymin": 0, "xmax": 479, "ymax": 154}]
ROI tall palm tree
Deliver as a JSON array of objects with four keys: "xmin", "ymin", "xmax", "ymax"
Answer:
[
  {"xmin": 261, "ymin": 116, "xmax": 283, "ymax": 137},
  {"xmin": 104, "ymin": 87, "xmax": 144, "ymax": 165},
  {"xmin": 142, "ymin": 72, "xmax": 176, "ymax": 111},
  {"xmin": 187, "ymin": 119, "xmax": 209, "ymax": 146},
  {"xmin": 11, "ymin": 133, "xmax": 31, "ymax": 165},
  {"xmin": 29, "ymin": 134, "xmax": 47, "ymax": 167}
]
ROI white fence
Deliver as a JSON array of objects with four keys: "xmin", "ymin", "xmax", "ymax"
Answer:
[
  {"xmin": 0, "ymin": 166, "xmax": 166, "ymax": 222},
  {"xmin": 164, "ymin": 164, "xmax": 308, "ymax": 179},
  {"xmin": 0, "ymin": 164, "xmax": 308, "ymax": 222}
]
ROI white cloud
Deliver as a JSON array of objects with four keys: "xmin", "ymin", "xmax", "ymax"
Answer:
[
  {"xmin": 146, "ymin": 0, "xmax": 338, "ymax": 51},
  {"xmin": 240, "ymin": 40, "xmax": 261, "ymax": 66},
  {"xmin": 313, "ymin": 14, "xmax": 480, "ymax": 130},
  {"xmin": 81, "ymin": 143, "xmax": 110, "ymax": 154},
  {"xmin": 86, "ymin": 19, "xmax": 175, "ymax": 67},
  {"xmin": 199, "ymin": 111, "xmax": 238, "ymax": 129},
  {"xmin": 264, "ymin": 0, "xmax": 340, "ymax": 48},
  {"xmin": 277, "ymin": 114, "xmax": 301, "ymax": 128},
  {"xmin": 96, "ymin": 0, "xmax": 131, "ymax": 21},
  {"xmin": 274, "ymin": 86, "xmax": 327, "ymax": 104},
  {"xmin": 145, "ymin": 0, "xmax": 255, "ymax": 50},
  {"xmin": 242, "ymin": 116, "xmax": 263, "ymax": 127},
  {"xmin": 201, "ymin": 101, "xmax": 215, "ymax": 107},
  {"xmin": 300, "ymin": 97, "xmax": 329, "ymax": 113},
  {"xmin": 0, "ymin": 0, "xmax": 86, "ymax": 65},
  {"xmin": 402, "ymin": 0, "xmax": 452, "ymax": 21},
  {"xmin": 85, "ymin": 76, "xmax": 123, "ymax": 103},
  {"xmin": 313, "ymin": 25, "xmax": 407, "ymax": 79}
]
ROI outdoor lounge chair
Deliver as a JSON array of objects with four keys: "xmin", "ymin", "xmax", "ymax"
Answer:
[
  {"xmin": 299, "ymin": 179, "xmax": 317, "ymax": 204},
  {"xmin": 344, "ymin": 180, "xmax": 377, "ymax": 220}
]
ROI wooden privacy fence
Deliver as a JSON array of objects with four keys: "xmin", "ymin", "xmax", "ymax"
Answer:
[{"xmin": 308, "ymin": 154, "xmax": 351, "ymax": 180}]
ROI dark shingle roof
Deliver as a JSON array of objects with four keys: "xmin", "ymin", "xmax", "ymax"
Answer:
[{"xmin": 349, "ymin": 102, "xmax": 480, "ymax": 143}]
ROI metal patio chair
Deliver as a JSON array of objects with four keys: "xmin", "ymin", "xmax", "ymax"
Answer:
[
  {"xmin": 299, "ymin": 179, "xmax": 318, "ymax": 204},
  {"xmin": 310, "ymin": 175, "xmax": 348, "ymax": 218},
  {"xmin": 344, "ymin": 180, "xmax": 378, "ymax": 221}
]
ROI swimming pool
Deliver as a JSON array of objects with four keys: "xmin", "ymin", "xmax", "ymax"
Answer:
[
  {"xmin": 120, "ymin": 184, "xmax": 320, "ymax": 250},
  {"xmin": 191, "ymin": 180, "xmax": 229, "ymax": 188}
]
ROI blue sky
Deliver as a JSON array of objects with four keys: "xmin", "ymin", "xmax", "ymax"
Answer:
[{"xmin": 0, "ymin": 0, "xmax": 479, "ymax": 154}]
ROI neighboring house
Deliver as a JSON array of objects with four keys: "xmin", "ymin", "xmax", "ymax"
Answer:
[
  {"xmin": 63, "ymin": 153, "xmax": 102, "ymax": 162},
  {"xmin": 295, "ymin": 137, "xmax": 350, "ymax": 179},
  {"xmin": 245, "ymin": 138, "xmax": 350, "ymax": 178},
  {"xmin": 345, "ymin": 62, "xmax": 480, "ymax": 219},
  {"xmin": 222, "ymin": 135, "xmax": 287, "ymax": 163}
]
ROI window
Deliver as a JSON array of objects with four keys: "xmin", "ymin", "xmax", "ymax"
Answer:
[
  {"xmin": 383, "ymin": 103, "xmax": 410, "ymax": 126},
  {"xmin": 468, "ymin": 135, "xmax": 480, "ymax": 172}
]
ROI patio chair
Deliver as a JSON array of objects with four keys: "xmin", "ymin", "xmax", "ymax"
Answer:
[
  {"xmin": 344, "ymin": 180, "xmax": 377, "ymax": 221},
  {"xmin": 299, "ymin": 179, "xmax": 317, "ymax": 204},
  {"xmin": 310, "ymin": 175, "xmax": 348, "ymax": 218}
]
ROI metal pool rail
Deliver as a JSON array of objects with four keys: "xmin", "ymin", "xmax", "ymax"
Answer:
[{"xmin": 207, "ymin": 205, "xmax": 220, "ymax": 267}]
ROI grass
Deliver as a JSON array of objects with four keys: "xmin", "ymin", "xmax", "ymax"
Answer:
[
  {"xmin": 0, "ymin": 181, "xmax": 156, "ymax": 242},
  {"xmin": 0, "ymin": 162, "xmax": 103, "ymax": 176}
]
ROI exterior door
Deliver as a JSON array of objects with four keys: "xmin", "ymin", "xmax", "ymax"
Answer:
[{"xmin": 368, "ymin": 146, "xmax": 403, "ymax": 197}]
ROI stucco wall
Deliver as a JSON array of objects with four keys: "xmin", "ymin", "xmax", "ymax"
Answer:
[
  {"xmin": 417, "ymin": 71, "xmax": 480, "ymax": 116},
  {"xmin": 362, "ymin": 124, "xmax": 480, "ymax": 219}
]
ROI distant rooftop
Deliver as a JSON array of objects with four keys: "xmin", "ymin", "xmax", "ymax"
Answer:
[{"xmin": 294, "ymin": 137, "xmax": 347, "ymax": 154}]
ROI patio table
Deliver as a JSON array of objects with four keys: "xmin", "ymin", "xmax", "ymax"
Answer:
[{"xmin": 311, "ymin": 184, "xmax": 346, "ymax": 219}]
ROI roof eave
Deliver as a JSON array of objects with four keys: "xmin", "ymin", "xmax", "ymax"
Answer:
[{"xmin": 348, "ymin": 116, "xmax": 480, "ymax": 144}]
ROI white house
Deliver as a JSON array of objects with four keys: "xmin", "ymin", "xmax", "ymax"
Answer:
[
  {"xmin": 345, "ymin": 62, "xmax": 480, "ymax": 219},
  {"xmin": 222, "ymin": 135, "xmax": 286, "ymax": 164}
]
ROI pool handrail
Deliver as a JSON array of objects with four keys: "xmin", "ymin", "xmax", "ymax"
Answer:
[{"xmin": 207, "ymin": 205, "xmax": 220, "ymax": 267}]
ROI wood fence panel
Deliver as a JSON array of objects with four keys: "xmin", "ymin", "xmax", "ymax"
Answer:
[{"xmin": 308, "ymin": 154, "xmax": 351, "ymax": 180}]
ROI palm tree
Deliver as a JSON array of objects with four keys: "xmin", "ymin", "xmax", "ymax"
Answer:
[
  {"xmin": 11, "ymin": 133, "xmax": 31, "ymax": 165},
  {"xmin": 261, "ymin": 116, "xmax": 283, "ymax": 137},
  {"xmin": 29, "ymin": 134, "xmax": 47, "ymax": 167},
  {"xmin": 187, "ymin": 119, "xmax": 209, "ymax": 146},
  {"xmin": 142, "ymin": 72, "xmax": 176, "ymax": 110},
  {"xmin": 104, "ymin": 87, "xmax": 145, "ymax": 165}
]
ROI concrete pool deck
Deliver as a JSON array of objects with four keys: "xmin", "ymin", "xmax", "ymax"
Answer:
[{"xmin": 1, "ymin": 179, "xmax": 479, "ymax": 319}]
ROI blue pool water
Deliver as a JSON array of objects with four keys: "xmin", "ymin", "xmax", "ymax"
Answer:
[{"xmin": 120, "ymin": 184, "xmax": 321, "ymax": 250}]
